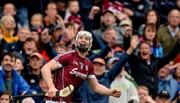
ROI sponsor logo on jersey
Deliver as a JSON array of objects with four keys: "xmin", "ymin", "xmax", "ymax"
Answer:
[{"xmin": 69, "ymin": 68, "xmax": 87, "ymax": 79}]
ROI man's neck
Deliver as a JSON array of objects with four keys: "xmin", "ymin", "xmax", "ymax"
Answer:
[
  {"xmin": 168, "ymin": 25, "xmax": 178, "ymax": 33},
  {"xmin": 32, "ymin": 69, "xmax": 41, "ymax": 75},
  {"xmin": 76, "ymin": 50, "xmax": 87, "ymax": 58},
  {"xmin": 5, "ymin": 71, "xmax": 12, "ymax": 80}
]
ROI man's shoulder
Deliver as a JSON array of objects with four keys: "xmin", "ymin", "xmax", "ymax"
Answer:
[
  {"xmin": 158, "ymin": 25, "xmax": 169, "ymax": 33},
  {"xmin": 85, "ymin": 58, "xmax": 93, "ymax": 65},
  {"xmin": 54, "ymin": 50, "xmax": 76, "ymax": 60}
]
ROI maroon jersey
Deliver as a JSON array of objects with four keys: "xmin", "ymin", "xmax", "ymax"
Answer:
[{"xmin": 52, "ymin": 50, "xmax": 94, "ymax": 102}]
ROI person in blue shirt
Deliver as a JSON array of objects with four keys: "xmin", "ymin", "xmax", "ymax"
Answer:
[{"xmin": 0, "ymin": 52, "xmax": 30, "ymax": 96}]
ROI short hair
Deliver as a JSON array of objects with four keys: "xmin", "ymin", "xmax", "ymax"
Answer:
[
  {"xmin": 2, "ymin": 52, "xmax": 16, "ymax": 60},
  {"xmin": 68, "ymin": 0, "xmax": 78, "ymax": 7},
  {"xmin": 3, "ymin": 3, "xmax": 16, "ymax": 10},
  {"xmin": 139, "ymin": 41, "xmax": 151, "ymax": 48},
  {"xmin": 24, "ymin": 38, "xmax": 37, "ymax": 44},
  {"xmin": 0, "ymin": 91, "xmax": 11, "ymax": 98},
  {"xmin": 137, "ymin": 85, "xmax": 149, "ymax": 94}
]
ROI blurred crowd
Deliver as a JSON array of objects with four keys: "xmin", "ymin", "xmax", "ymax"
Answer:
[{"xmin": 0, "ymin": 0, "xmax": 180, "ymax": 103}]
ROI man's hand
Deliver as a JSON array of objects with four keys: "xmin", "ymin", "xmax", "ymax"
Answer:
[
  {"xmin": 46, "ymin": 87, "xmax": 58, "ymax": 97},
  {"xmin": 89, "ymin": 6, "xmax": 100, "ymax": 19},
  {"xmin": 123, "ymin": 8, "xmax": 134, "ymax": 16},
  {"xmin": 130, "ymin": 35, "xmax": 139, "ymax": 49},
  {"xmin": 110, "ymin": 89, "xmax": 121, "ymax": 97},
  {"xmin": 126, "ymin": 35, "xmax": 139, "ymax": 55}
]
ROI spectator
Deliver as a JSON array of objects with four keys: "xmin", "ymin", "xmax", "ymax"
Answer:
[
  {"xmin": 30, "ymin": 28, "xmax": 40, "ymax": 43},
  {"xmin": 109, "ymin": 68, "xmax": 139, "ymax": 103},
  {"xmin": 137, "ymin": 85, "xmax": 156, "ymax": 103},
  {"xmin": 158, "ymin": 64, "xmax": 178, "ymax": 100},
  {"xmin": 31, "ymin": 76, "xmax": 48, "ymax": 103},
  {"xmin": 0, "ymin": 91, "xmax": 11, "ymax": 103},
  {"xmin": 93, "ymin": 9, "xmax": 124, "ymax": 47},
  {"xmin": 22, "ymin": 38, "xmax": 38, "ymax": 62},
  {"xmin": 122, "ymin": 0, "xmax": 151, "ymax": 32},
  {"xmin": 153, "ymin": 0, "xmax": 177, "ymax": 23},
  {"xmin": 65, "ymin": 0, "xmax": 81, "ymax": 23},
  {"xmin": 101, "ymin": 27, "xmax": 124, "ymax": 60},
  {"xmin": 128, "ymin": 37, "xmax": 180, "ymax": 97},
  {"xmin": 119, "ymin": 18, "xmax": 133, "ymax": 51},
  {"xmin": 140, "ymin": 23, "xmax": 164, "ymax": 58},
  {"xmin": 30, "ymin": 13, "xmax": 44, "ymax": 29},
  {"xmin": 2, "ymin": 3, "xmax": 16, "ymax": 17},
  {"xmin": 23, "ymin": 52, "xmax": 43, "ymax": 91},
  {"xmin": 138, "ymin": 9, "xmax": 160, "ymax": 36},
  {"xmin": 157, "ymin": 9, "xmax": 180, "ymax": 54},
  {"xmin": 44, "ymin": 2, "xmax": 58, "ymax": 27},
  {"xmin": 39, "ymin": 28, "xmax": 57, "ymax": 62},
  {"xmin": 156, "ymin": 90, "xmax": 171, "ymax": 103},
  {"xmin": 0, "ymin": 52, "xmax": 30, "ymax": 96},
  {"xmin": 3, "ymin": 27, "xmax": 31, "ymax": 54},
  {"xmin": 0, "ymin": 15, "xmax": 18, "ymax": 44},
  {"xmin": 14, "ymin": 52, "xmax": 25, "ymax": 74}
]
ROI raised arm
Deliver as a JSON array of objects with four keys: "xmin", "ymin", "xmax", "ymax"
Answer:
[
  {"xmin": 107, "ymin": 35, "xmax": 139, "ymax": 81},
  {"xmin": 87, "ymin": 77, "xmax": 120, "ymax": 97}
]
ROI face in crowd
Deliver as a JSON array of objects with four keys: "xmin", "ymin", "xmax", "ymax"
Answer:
[
  {"xmin": 0, "ymin": 93, "xmax": 10, "ymax": 103},
  {"xmin": 2, "ymin": 54, "xmax": 15, "ymax": 72},
  {"xmin": 93, "ymin": 58, "xmax": 106, "ymax": 76},
  {"xmin": 139, "ymin": 42, "xmax": 152, "ymax": 61}
]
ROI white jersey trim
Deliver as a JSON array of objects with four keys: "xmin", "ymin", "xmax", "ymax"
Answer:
[
  {"xmin": 87, "ymin": 74, "xmax": 96, "ymax": 78},
  {"xmin": 52, "ymin": 59, "xmax": 63, "ymax": 68}
]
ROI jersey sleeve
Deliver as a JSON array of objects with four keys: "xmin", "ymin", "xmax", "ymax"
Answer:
[
  {"xmin": 53, "ymin": 53, "xmax": 71, "ymax": 67},
  {"xmin": 87, "ymin": 61, "xmax": 95, "ymax": 78}
]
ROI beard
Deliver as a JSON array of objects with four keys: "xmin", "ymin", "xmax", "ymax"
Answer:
[{"xmin": 75, "ymin": 44, "xmax": 89, "ymax": 53}]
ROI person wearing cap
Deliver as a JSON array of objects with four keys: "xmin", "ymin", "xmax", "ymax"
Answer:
[
  {"xmin": 41, "ymin": 30, "xmax": 122, "ymax": 103},
  {"xmin": 119, "ymin": 18, "xmax": 133, "ymax": 51},
  {"xmin": 78, "ymin": 35, "xmax": 139, "ymax": 103},
  {"xmin": 23, "ymin": 52, "xmax": 43, "ymax": 88},
  {"xmin": 22, "ymin": 52, "xmax": 44, "ymax": 103}
]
